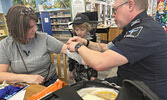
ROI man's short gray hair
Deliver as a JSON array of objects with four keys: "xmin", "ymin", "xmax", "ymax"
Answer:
[{"xmin": 121, "ymin": 0, "xmax": 148, "ymax": 11}]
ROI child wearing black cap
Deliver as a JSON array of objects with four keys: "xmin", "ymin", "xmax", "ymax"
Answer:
[{"xmin": 68, "ymin": 14, "xmax": 98, "ymax": 82}]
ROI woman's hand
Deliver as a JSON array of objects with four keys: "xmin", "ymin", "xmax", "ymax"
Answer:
[{"xmin": 22, "ymin": 74, "xmax": 45, "ymax": 84}]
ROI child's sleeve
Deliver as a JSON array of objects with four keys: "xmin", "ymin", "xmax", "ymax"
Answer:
[{"xmin": 68, "ymin": 58, "xmax": 76, "ymax": 71}]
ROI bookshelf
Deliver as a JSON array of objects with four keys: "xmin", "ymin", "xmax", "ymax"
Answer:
[
  {"xmin": 49, "ymin": 9, "xmax": 71, "ymax": 34},
  {"xmin": 0, "ymin": 13, "xmax": 8, "ymax": 40}
]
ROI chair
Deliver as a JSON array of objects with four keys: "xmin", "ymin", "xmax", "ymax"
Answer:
[
  {"xmin": 50, "ymin": 53, "xmax": 67, "ymax": 83},
  {"xmin": 89, "ymin": 22, "xmax": 98, "ymax": 42}
]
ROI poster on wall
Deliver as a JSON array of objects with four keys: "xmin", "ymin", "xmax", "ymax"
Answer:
[
  {"xmin": 71, "ymin": 0, "xmax": 85, "ymax": 20},
  {"xmin": 12, "ymin": 0, "xmax": 24, "ymax": 5},
  {"xmin": 12, "ymin": 0, "xmax": 37, "ymax": 10},
  {"xmin": 155, "ymin": 0, "xmax": 167, "ymax": 27},
  {"xmin": 39, "ymin": 0, "xmax": 70, "ymax": 11}
]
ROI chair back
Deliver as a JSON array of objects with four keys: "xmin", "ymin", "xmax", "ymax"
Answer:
[{"xmin": 50, "ymin": 53, "xmax": 67, "ymax": 83}]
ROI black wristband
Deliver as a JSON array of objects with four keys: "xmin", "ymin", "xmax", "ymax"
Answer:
[
  {"xmin": 75, "ymin": 43, "xmax": 83, "ymax": 54},
  {"xmin": 86, "ymin": 39, "xmax": 89, "ymax": 47}
]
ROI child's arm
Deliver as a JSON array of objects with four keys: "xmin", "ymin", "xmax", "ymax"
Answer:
[{"xmin": 69, "ymin": 71, "xmax": 74, "ymax": 80}]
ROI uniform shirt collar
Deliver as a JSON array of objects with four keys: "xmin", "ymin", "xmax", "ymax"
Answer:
[{"xmin": 123, "ymin": 11, "xmax": 147, "ymax": 31}]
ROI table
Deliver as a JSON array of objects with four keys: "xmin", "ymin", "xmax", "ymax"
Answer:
[
  {"xmin": 24, "ymin": 84, "xmax": 46, "ymax": 100},
  {"xmin": 96, "ymin": 25, "xmax": 110, "ymax": 43}
]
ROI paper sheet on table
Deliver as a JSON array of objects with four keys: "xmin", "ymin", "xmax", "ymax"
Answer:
[{"xmin": 8, "ymin": 89, "xmax": 26, "ymax": 100}]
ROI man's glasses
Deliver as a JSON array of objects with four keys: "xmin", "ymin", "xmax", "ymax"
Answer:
[
  {"xmin": 20, "ymin": 7, "xmax": 35, "ymax": 16},
  {"xmin": 112, "ymin": 1, "xmax": 128, "ymax": 15}
]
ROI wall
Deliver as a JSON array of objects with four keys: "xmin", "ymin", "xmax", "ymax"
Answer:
[
  {"xmin": 0, "ymin": 0, "xmax": 2, "ymax": 13},
  {"xmin": 0, "ymin": 0, "xmax": 13, "ymax": 14}
]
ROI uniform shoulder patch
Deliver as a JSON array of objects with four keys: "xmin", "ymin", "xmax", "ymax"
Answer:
[{"xmin": 124, "ymin": 26, "xmax": 143, "ymax": 38}]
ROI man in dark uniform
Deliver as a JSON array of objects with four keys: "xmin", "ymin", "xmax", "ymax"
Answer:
[{"xmin": 67, "ymin": 0, "xmax": 167, "ymax": 99}]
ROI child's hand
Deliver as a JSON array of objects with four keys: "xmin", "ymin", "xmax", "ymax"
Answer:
[
  {"xmin": 90, "ymin": 77, "xmax": 96, "ymax": 81},
  {"xmin": 69, "ymin": 72, "xmax": 74, "ymax": 80}
]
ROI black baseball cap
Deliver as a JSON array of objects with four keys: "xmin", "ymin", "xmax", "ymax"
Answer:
[{"xmin": 70, "ymin": 14, "xmax": 89, "ymax": 25}]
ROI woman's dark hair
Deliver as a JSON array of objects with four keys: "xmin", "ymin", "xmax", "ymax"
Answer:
[{"xmin": 6, "ymin": 5, "xmax": 38, "ymax": 44}]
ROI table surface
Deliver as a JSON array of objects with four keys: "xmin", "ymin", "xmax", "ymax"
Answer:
[{"xmin": 24, "ymin": 84, "xmax": 46, "ymax": 100}]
